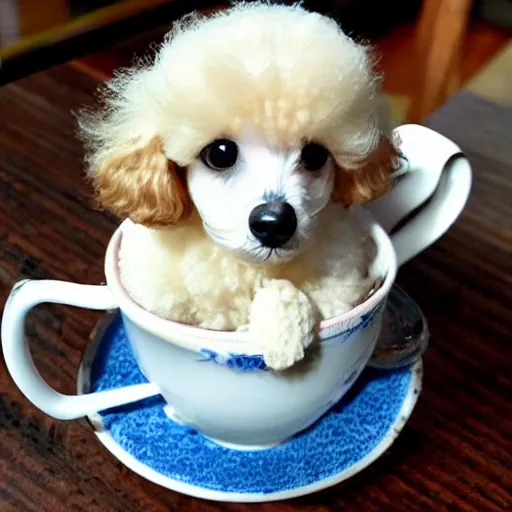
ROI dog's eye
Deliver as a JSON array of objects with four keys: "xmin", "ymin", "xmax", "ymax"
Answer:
[
  {"xmin": 300, "ymin": 143, "xmax": 329, "ymax": 172},
  {"xmin": 200, "ymin": 139, "xmax": 238, "ymax": 171}
]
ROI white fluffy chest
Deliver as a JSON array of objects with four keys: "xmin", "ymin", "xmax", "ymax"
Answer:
[{"xmin": 118, "ymin": 205, "xmax": 374, "ymax": 330}]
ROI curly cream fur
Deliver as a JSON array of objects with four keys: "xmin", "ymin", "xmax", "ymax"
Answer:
[
  {"xmin": 79, "ymin": 2, "xmax": 394, "ymax": 177},
  {"xmin": 119, "ymin": 203, "xmax": 375, "ymax": 327}
]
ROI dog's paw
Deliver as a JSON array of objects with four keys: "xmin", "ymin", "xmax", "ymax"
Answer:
[{"xmin": 249, "ymin": 280, "xmax": 316, "ymax": 371}]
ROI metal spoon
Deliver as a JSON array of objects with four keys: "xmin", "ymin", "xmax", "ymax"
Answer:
[{"xmin": 368, "ymin": 284, "xmax": 429, "ymax": 369}]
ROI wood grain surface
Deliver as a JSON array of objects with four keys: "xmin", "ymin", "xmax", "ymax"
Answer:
[{"xmin": 0, "ymin": 65, "xmax": 510, "ymax": 512}]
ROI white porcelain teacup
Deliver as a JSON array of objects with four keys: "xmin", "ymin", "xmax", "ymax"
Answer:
[{"xmin": 1, "ymin": 125, "xmax": 471, "ymax": 449}]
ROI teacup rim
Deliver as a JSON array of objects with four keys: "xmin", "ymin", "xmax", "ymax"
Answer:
[{"xmin": 103, "ymin": 211, "xmax": 397, "ymax": 353}]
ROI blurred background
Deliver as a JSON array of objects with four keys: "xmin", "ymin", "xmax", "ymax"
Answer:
[
  {"xmin": 0, "ymin": 6, "xmax": 510, "ymax": 508},
  {"xmin": 0, "ymin": 0, "xmax": 511, "ymax": 123}
]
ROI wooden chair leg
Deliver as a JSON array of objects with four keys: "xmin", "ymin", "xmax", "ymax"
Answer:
[{"xmin": 406, "ymin": 0, "xmax": 473, "ymax": 123}]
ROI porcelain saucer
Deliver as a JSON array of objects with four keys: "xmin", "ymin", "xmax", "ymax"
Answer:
[{"xmin": 78, "ymin": 311, "xmax": 422, "ymax": 503}]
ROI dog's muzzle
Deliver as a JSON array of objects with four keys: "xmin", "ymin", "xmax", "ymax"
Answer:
[{"xmin": 249, "ymin": 201, "xmax": 297, "ymax": 248}]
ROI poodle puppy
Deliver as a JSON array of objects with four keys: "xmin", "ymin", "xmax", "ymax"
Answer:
[{"xmin": 79, "ymin": 2, "xmax": 400, "ymax": 370}]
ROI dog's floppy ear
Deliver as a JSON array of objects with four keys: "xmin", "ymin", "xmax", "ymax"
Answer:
[
  {"xmin": 332, "ymin": 135, "xmax": 401, "ymax": 206},
  {"xmin": 78, "ymin": 65, "xmax": 192, "ymax": 227},
  {"xmin": 90, "ymin": 137, "xmax": 191, "ymax": 227}
]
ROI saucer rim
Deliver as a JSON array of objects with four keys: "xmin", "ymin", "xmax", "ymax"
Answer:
[{"xmin": 78, "ymin": 314, "xmax": 423, "ymax": 503}]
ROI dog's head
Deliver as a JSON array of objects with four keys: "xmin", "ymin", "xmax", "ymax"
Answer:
[{"xmin": 80, "ymin": 3, "xmax": 400, "ymax": 264}]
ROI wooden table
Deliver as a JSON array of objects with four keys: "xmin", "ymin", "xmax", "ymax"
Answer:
[{"xmin": 0, "ymin": 65, "xmax": 510, "ymax": 511}]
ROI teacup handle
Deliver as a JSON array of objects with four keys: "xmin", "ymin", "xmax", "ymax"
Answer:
[
  {"xmin": 1, "ymin": 279, "xmax": 160, "ymax": 420},
  {"xmin": 364, "ymin": 124, "xmax": 472, "ymax": 266}
]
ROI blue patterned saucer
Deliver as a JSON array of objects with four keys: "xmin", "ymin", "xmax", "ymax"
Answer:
[{"xmin": 78, "ymin": 313, "xmax": 422, "ymax": 503}]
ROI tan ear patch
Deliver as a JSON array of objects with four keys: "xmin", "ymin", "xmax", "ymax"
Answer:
[
  {"xmin": 91, "ymin": 137, "xmax": 191, "ymax": 227},
  {"xmin": 332, "ymin": 136, "xmax": 401, "ymax": 206}
]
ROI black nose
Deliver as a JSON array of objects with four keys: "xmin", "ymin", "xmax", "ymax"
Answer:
[{"xmin": 249, "ymin": 201, "xmax": 297, "ymax": 248}]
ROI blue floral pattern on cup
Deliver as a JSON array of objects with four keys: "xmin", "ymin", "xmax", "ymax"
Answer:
[
  {"xmin": 197, "ymin": 302, "xmax": 384, "ymax": 372},
  {"xmin": 323, "ymin": 302, "xmax": 384, "ymax": 344},
  {"xmin": 198, "ymin": 349, "xmax": 267, "ymax": 372}
]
